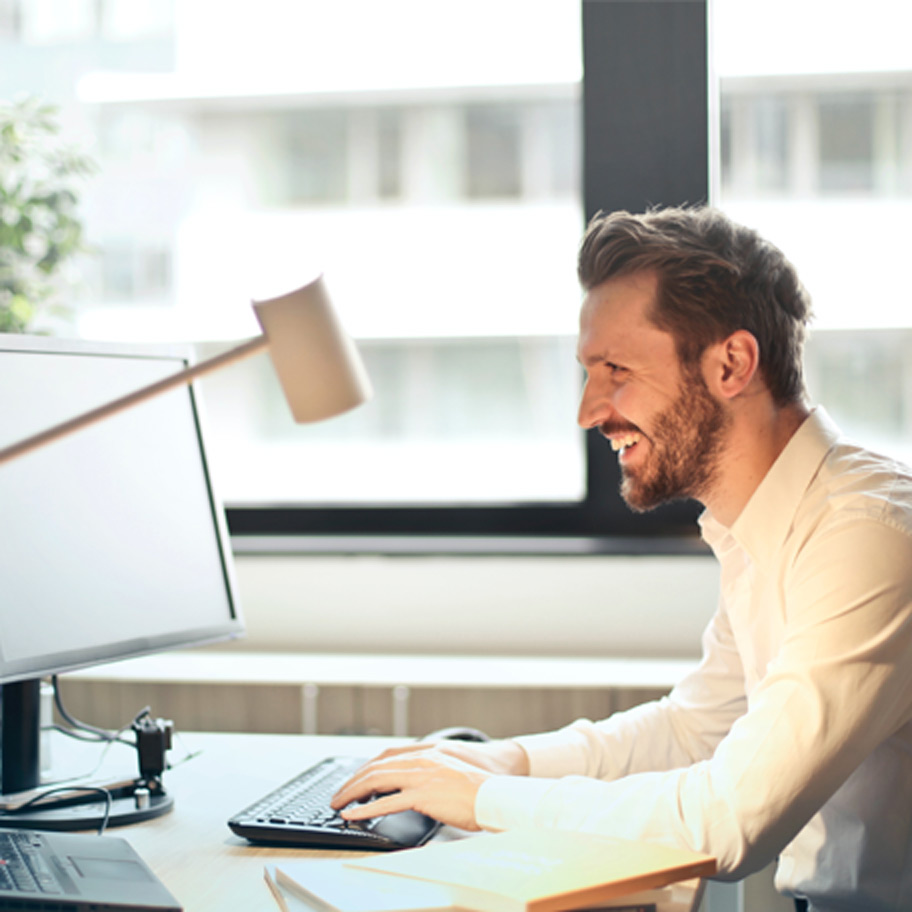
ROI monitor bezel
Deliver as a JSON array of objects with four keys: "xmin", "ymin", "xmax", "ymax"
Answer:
[{"xmin": 0, "ymin": 332, "xmax": 245, "ymax": 685}]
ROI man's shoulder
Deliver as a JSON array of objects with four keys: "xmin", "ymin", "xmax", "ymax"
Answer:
[{"xmin": 805, "ymin": 438, "xmax": 912, "ymax": 534}]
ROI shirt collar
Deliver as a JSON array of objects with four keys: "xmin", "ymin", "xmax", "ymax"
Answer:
[{"xmin": 699, "ymin": 407, "xmax": 842, "ymax": 566}]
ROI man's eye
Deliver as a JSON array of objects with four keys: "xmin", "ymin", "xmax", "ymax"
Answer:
[{"xmin": 606, "ymin": 362, "xmax": 627, "ymax": 375}]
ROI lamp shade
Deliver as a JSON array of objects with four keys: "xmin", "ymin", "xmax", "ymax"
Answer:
[{"xmin": 252, "ymin": 275, "xmax": 373, "ymax": 423}]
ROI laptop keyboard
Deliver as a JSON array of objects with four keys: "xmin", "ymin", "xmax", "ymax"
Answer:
[
  {"xmin": 228, "ymin": 756, "xmax": 440, "ymax": 850},
  {"xmin": 0, "ymin": 830, "xmax": 62, "ymax": 895}
]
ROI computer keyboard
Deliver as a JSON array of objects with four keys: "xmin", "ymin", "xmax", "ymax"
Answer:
[
  {"xmin": 227, "ymin": 755, "xmax": 441, "ymax": 850},
  {"xmin": 0, "ymin": 830, "xmax": 60, "ymax": 895}
]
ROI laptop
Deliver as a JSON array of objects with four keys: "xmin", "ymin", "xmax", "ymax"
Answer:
[{"xmin": 0, "ymin": 826, "xmax": 181, "ymax": 911}]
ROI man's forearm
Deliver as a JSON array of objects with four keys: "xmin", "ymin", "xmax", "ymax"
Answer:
[{"xmin": 498, "ymin": 739, "xmax": 531, "ymax": 776}]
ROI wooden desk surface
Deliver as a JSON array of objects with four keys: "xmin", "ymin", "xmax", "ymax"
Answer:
[
  {"xmin": 46, "ymin": 731, "xmax": 702, "ymax": 912},
  {"xmin": 39, "ymin": 731, "xmax": 399, "ymax": 911}
]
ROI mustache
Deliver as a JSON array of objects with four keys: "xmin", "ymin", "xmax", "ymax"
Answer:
[{"xmin": 598, "ymin": 420, "xmax": 642, "ymax": 438}]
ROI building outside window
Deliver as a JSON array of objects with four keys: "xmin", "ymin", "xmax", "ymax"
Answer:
[
  {"xmin": 2, "ymin": 0, "xmax": 910, "ymax": 536},
  {"xmin": 714, "ymin": 0, "xmax": 912, "ymax": 466},
  {"xmin": 0, "ymin": 0, "xmax": 586, "ymax": 513}
]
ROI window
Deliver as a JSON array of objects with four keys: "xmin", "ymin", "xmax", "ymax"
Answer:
[
  {"xmin": 804, "ymin": 330, "xmax": 911, "ymax": 461},
  {"xmin": 1, "ymin": 1, "xmax": 716, "ymax": 551},
  {"xmin": 817, "ymin": 93, "xmax": 876, "ymax": 193},
  {"xmin": 465, "ymin": 105, "xmax": 523, "ymax": 198},
  {"xmin": 278, "ymin": 110, "xmax": 349, "ymax": 205},
  {"xmin": 713, "ymin": 0, "xmax": 912, "ymax": 468},
  {"xmin": 376, "ymin": 108, "xmax": 402, "ymax": 200},
  {"xmin": 3, "ymin": 0, "xmax": 173, "ymax": 44},
  {"xmin": 0, "ymin": 0, "xmax": 21, "ymax": 39},
  {"xmin": 96, "ymin": 243, "xmax": 171, "ymax": 303},
  {"xmin": 720, "ymin": 94, "xmax": 790, "ymax": 196}
]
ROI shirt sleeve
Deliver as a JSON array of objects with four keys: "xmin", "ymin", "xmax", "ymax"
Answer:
[
  {"xmin": 476, "ymin": 518, "xmax": 912, "ymax": 878},
  {"xmin": 510, "ymin": 601, "xmax": 749, "ymax": 781}
]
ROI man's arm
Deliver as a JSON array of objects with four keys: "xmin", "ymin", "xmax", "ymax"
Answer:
[
  {"xmin": 334, "ymin": 518, "xmax": 912, "ymax": 878},
  {"xmin": 512, "ymin": 604, "xmax": 748, "ymax": 782},
  {"xmin": 477, "ymin": 519, "xmax": 912, "ymax": 876},
  {"xmin": 332, "ymin": 602, "xmax": 747, "ymax": 829},
  {"xmin": 331, "ymin": 738, "xmax": 529, "ymax": 831}
]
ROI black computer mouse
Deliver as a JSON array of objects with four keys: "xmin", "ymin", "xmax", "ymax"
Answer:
[{"xmin": 422, "ymin": 725, "xmax": 491, "ymax": 743}]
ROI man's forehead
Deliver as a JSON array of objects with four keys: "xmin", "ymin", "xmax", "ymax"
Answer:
[
  {"xmin": 577, "ymin": 272, "xmax": 674, "ymax": 364},
  {"xmin": 580, "ymin": 270, "xmax": 658, "ymax": 315},
  {"xmin": 578, "ymin": 272, "xmax": 657, "ymax": 329},
  {"xmin": 576, "ymin": 315, "xmax": 639, "ymax": 368}
]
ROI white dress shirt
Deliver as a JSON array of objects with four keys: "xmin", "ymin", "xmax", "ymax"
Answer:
[{"xmin": 476, "ymin": 408, "xmax": 912, "ymax": 912}]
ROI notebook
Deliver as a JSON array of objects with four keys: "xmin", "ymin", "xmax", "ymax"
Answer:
[{"xmin": 0, "ymin": 826, "xmax": 181, "ymax": 910}]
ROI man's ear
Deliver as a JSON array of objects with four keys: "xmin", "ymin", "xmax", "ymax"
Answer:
[{"xmin": 704, "ymin": 330, "xmax": 760, "ymax": 400}]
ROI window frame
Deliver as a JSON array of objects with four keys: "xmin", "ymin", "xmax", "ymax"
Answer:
[{"xmin": 226, "ymin": 0, "xmax": 711, "ymax": 556}]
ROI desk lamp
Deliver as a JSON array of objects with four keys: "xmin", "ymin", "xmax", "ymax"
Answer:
[
  {"xmin": 0, "ymin": 273, "xmax": 373, "ymax": 467},
  {"xmin": 0, "ymin": 274, "xmax": 370, "ymax": 816}
]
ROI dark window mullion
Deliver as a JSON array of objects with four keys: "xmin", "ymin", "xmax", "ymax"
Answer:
[{"xmin": 227, "ymin": 0, "xmax": 710, "ymax": 552}]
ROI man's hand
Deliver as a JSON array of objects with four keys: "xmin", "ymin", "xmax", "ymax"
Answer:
[{"xmin": 330, "ymin": 739, "xmax": 530, "ymax": 832}]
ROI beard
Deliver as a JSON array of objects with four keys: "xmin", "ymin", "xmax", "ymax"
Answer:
[{"xmin": 615, "ymin": 372, "xmax": 729, "ymax": 513}]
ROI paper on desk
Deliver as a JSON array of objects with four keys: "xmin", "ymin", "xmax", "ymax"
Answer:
[
  {"xmin": 268, "ymin": 859, "xmax": 456, "ymax": 912},
  {"xmin": 264, "ymin": 860, "xmax": 670, "ymax": 912},
  {"xmin": 265, "ymin": 866, "xmax": 295, "ymax": 912},
  {"xmin": 349, "ymin": 828, "xmax": 714, "ymax": 912}
]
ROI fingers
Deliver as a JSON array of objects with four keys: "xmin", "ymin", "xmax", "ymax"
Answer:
[
  {"xmin": 337, "ymin": 789, "xmax": 412, "ymax": 821},
  {"xmin": 330, "ymin": 741, "xmax": 523, "ymax": 814},
  {"xmin": 330, "ymin": 755, "xmax": 429, "ymax": 811},
  {"xmin": 329, "ymin": 751, "xmax": 487, "ymax": 832}
]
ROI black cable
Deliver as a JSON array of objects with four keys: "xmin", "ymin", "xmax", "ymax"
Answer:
[
  {"xmin": 49, "ymin": 675, "xmax": 140, "ymax": 747},
  {"xmin": 8, "ymin": 786, "xmax": 113, "ymax": 835},
  {"xmin": 50, "ymin": 675, "xmax": 115, "ymax": 741},
  {"xmin": 45, "ymin": 679, "xmax": 196, "ymax": 786},
  {"xmin": 49, "ymin": 723, "xmax": 118, "ymax": 743}
]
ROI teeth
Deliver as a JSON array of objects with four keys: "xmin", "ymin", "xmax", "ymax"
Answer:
[{"xmin": 610, "ymin": 433, "xmax": 641, "ymax": 452}]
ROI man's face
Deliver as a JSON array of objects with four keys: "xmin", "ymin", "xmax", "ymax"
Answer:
[{"xmin": 577, "ymin": 271, "xmax": 729, "ymax": 511}]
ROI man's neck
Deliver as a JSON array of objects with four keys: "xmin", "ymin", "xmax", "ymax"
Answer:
[{"xmin": 704, "ymin": 400, "xmax": 810, "ymax": 527}]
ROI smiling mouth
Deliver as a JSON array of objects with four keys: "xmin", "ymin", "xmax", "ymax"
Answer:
[
  {"xmin": 609, "ymin": 433, "xmax": 642, "ymax": 454},
  {"xmin": 602, "ymin": 428, "xmax": 643, "ymax": 454}
]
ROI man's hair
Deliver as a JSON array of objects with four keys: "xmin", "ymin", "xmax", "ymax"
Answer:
[{"xmin": 577, "ymin": 206, "xmax": 813, "ymax": 406}]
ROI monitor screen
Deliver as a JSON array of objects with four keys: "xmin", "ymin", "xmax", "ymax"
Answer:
[{"xmin": 0, "ymin": 334, "xmax": 244, "ymax": 801}]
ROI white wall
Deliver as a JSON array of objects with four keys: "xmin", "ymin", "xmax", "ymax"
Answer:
[{"xmin": 230, "ymin": 552, "xmax": 718, "ymax": 658}]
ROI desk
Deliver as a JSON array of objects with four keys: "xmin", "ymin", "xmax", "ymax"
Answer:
[{"xmin": 45, "ymin": 731, "xmax": 703, "ymax": 912}]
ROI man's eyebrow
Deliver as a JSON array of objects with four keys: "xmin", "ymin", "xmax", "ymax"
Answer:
[
  {"xmin": 575, "ymin": 352, "xmax": 592, "ymax": 368},
  {"xmin": 578, "ymin": 349, "xmax": 616, "ymax": 368}
]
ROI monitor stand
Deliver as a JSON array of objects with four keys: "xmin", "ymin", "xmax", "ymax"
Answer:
[
  {"xmin": 0, "ymin": 679, "xmax": 173, "ymax": 831},
  {"xmin": 1, "ymin": 789, "xmax": 174, "ymax": 831}
]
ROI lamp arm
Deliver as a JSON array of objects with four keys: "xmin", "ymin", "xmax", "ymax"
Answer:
[{"xmin": 0, "ymin": 334, "xmax": 269, "ymax": 467}]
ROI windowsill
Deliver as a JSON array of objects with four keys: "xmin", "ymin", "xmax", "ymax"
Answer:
[
  {"xmin": 65, "ymin": 649, "xmax": 699, "ymax": 690},
  {"xmin": 230, "ymin": 534, "xmax": 712, "ymax": 557}
]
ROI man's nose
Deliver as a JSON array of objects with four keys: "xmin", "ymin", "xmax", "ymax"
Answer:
[{"xmin": 577, "ymin": 379, "xmax": 615, "ymax": 430}]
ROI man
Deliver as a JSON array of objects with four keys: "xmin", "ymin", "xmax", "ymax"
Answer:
[{"xmin": 332, "ymin": 207, "xmax": 912, "ymax": 912}]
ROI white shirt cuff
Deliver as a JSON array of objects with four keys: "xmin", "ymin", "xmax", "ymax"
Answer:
[
  {"xmin": 514, "ymin": 727, "xmax": 592, "ymax": 778},
  {"xmin": 475, "ymin": 775, "xmax": 560, "ymax": 831}
]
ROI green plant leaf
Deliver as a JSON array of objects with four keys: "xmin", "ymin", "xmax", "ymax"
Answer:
[{"xmin": 0, "ymin": 94, "xmax": 95, "ymax": 332}]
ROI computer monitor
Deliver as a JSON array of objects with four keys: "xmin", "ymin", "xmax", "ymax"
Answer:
[{"xmin": 0, "ymin": 334, "xmax": 244, "ymax": 826}]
